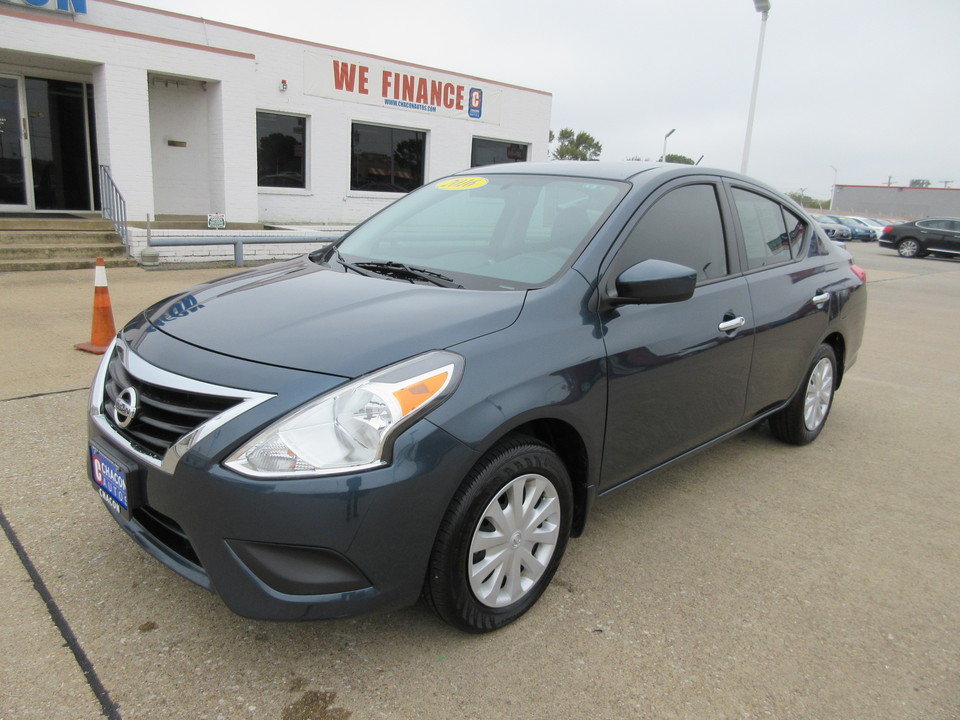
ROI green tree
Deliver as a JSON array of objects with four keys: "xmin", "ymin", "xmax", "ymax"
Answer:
[
  {"xmin": 664, "ymin": 153, "xmax": 695, "ymax": 165},
  {"xmin": 787, "ymin": 191, "xmax": 828, "ymax": 209},
  {"xmin": 550, "ymin": 128, "xmax": 602, "ymax": 161}
]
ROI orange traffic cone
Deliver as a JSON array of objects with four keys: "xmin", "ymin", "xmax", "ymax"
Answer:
[{"xmin": 75, "ymin": 257, "xmax": 117, "ymax": 354}]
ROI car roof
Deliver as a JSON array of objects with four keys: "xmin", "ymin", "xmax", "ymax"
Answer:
[{"xmin": 450, "ymin": 161, "xmax": 786, "ymax": 194}]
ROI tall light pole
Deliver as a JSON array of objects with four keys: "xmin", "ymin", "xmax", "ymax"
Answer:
[
  {"xmin": 661, "ymin": 128, "xmax": 676, "ymax": 163},
  {"xmin": 740, "ymin": 0, "xmax": 770, "ymax": 174}
]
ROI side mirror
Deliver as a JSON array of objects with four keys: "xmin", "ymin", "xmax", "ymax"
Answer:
[{"xmin": 608, "ymin": 259, "xmax": 697, "ymax": 306}]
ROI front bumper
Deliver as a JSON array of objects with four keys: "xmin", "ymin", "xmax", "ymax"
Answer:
[{"xmin": 86, "ymin": 337, "xmax": 479, "ymax": 621}]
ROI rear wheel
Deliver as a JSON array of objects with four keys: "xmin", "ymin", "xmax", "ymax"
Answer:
[
  {"xmin": 769, "ymin": 344, "xmax": 837, "ymax": 446},
  {"xmin": 897, "ymin": 238, "xmax": 921, "ymax": 257},
  {"xmin": 422, "ymin": 436, "xmax": 572, "ymax": 633}
]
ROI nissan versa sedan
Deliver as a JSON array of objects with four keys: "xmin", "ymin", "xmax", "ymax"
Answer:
[{"xmin": 87, "ymin": 162, "xmax": 867, "ymax": 633}]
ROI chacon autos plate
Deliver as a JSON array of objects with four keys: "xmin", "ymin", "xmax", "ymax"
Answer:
[{"xmin": 89, "ymin": 444, "xmax": 137, "ymax": 520}]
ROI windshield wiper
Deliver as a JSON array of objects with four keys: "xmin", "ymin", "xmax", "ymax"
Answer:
[{"xmin": 353, "ymin": 261, "xmax": 463, "ymax": 288}]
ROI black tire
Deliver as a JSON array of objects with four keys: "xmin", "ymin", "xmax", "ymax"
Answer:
[
  {"xmin": 897, "ymin": 238, "xmax": 921, "ymax": 258},
  {"xmin": 769, "ymin": 344, "xmax": 837, "ymax": 446},
  {"xmin": 422, "ymin": 436, "xmax": 572, "ymax": 633}
]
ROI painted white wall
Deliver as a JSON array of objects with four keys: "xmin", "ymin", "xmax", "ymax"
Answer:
[
  {"xmin": 1, "ymin": 0, "xmax": 551, "ymax": 227},
  {"xmin": 149, "ymin": 77, "xmax": 211, "ymax": 215}
]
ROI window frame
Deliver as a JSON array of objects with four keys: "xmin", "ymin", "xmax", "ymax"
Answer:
[
  {"xmin": 470, "ymin": 137, "xmax": 529, "ymax": 168},
  {"xmin": 256, "ymin": 110, "xmax": 308, "ymax": 192},
  {"xmin": 723, "ymin": 180, "xmax": 813, "ymax": 274},
  {"xmin": 349, "ymin": 121, "xmax": 427, "ymax": 195},
  {"xmin": 600, "ymin": 177, "xmax": 741, "ymax": 295}
]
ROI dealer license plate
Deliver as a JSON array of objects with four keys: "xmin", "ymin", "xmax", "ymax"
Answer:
[{"xmin": 90, "ymin": 445, "xmax": 133, "ymax": 518}]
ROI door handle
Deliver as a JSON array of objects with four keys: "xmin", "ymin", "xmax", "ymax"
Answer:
[
  {"xmin": 718, "ymin": 316, "xmax": 746, "ymax": 333},
  {"xmin": 812, "ymin": 292, "xmax": 830, "ymax": 306},
  {"xmin": 22, "ymin": 117, "xmax": 28, "ymax": 140}
]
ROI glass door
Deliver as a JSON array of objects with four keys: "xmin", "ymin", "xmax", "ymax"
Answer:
[
  {"xmin": 0, "ymin": 75, "xmax": 33, "ymax": 211},
  {"xmin": 26, "ymin": 77, "xmax": 96, "ymax": 211}
]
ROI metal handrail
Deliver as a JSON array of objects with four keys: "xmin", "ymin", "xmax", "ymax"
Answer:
[
  {"xmin": 147, "ymin": 233, "xmax": 337, "ymax": 267},
  {"xmin": 98, "ymin": 165, "xmax": 129, "ymax": 254}
]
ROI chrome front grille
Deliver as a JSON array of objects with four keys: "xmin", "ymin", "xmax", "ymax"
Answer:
[
  {"xmin": 91, "ymin": 340, "xmax": 274, "ymax": 472},
  {"xmin": 102, "ymin": 347, "xmax": 240, "ymax": 459}
]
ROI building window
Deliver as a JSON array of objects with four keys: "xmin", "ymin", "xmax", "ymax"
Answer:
[
  {"xmin": 257, "ymin": 112, "xmax": 306, "ymax": 188},
  {"xmin": 471, "ymin": 138, "xmax": 528, "ymax": 167},
  {"xmin": 351, "ymin": 123, "xmax": 425, "ymax": 193}
]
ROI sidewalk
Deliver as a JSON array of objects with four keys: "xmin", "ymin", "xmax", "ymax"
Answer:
[
  {"xmin": 0, "ymin": 265, "xmax": 241, "ymax": 401},
  {"xmin": 0, "ymin": 264, "xmax": 241, "ymax": 720}
]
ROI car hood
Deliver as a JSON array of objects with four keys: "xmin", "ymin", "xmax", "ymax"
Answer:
[{"xmin": 138, "ymin": 258, "xmax": 524, "ymax": 377}]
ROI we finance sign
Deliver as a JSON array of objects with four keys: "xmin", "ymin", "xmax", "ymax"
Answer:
[
  {"xmin": 1, "ymin": 0, "xmax": 88, "ymax": 13},
  {"xmin": 304, "ymin": 51, "xmax": 500, "ymax": 124}
]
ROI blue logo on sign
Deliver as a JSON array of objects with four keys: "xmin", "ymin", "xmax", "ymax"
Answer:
[
  {"xmin": 468, "ymin": 88, "xmax": 483, "ymax": 119},
  {"xmin": 8, "ymin": 0, "xmax": 87, "ymax": 13}
]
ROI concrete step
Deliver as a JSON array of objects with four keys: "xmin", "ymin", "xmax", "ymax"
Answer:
[
  {"xmin": 0, "ymin": 257, "xmax": 139, "ymax": 273},
  {"xmin": 0, "ymin": 217, "xmax": 113, "ymax": 232},
  {"xmin": 0, "ymin": 230, "xmax": 122, "ymax": 245},
  {"xmin": 0, "ymin": 244, "xmax": 129, "ymax": 260}
]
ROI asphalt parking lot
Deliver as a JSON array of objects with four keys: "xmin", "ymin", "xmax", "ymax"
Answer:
[{"xmin": 1, "ymin": 242, "xmax": 958, "ymax": 720}]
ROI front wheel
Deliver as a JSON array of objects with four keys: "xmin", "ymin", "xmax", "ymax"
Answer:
[
  {"xmin": 897, "ymin": 238, "xmax": 921, "ymax": 257},
  {"xmin": 769, "ymin": 344, "xmax": 837, "ymax": 446},
  {"xmin": 422, "ymin": 436, "xmax": 572, "ymax": 633}
]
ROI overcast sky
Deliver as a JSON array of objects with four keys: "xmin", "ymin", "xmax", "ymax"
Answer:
[{"xmin": 137, "ymin": 0, "xmax": 959, "ymax": 200}]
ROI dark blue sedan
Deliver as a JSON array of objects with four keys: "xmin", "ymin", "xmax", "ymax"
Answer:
[{"xmin": 87, "ymin": 162, "xmax": 867, "ymax": 632}]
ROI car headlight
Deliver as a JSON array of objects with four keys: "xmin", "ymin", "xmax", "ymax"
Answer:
[{"xmin": 224, "ymin": 351, "xmax": 463, "ymax": 478}]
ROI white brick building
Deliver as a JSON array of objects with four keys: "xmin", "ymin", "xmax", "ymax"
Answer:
[{"xmin": 0, "ymin": 0, "xmax": 552, "ymax": 231}]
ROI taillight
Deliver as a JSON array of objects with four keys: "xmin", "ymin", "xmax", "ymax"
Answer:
[
  {"xmin": 850, "ymin": 263, "xmax": 866, "ymax": 282},
  {"xmin": 882, "ymin": 226, "xmax": 893, "ymax": 235}
]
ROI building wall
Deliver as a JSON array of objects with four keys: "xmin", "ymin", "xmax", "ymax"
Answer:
[
  {"xmin": 149, "ymin": 78, "xmax": 212, "ymax": 215},
  {"xmin": 0, "ymin": 0, "xmax": 551, "ymax": 227},
  {"xmin": 833, "ymin": 185, "xmax": 960, "ymax": 220}
]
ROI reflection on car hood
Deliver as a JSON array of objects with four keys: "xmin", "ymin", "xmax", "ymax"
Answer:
[{"xmin": 139, "ymin": 257, "xmax": 524, "ymax": 376}]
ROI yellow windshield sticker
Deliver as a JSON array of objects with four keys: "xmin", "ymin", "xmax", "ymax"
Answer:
[{"xmin": 437, "ymin": 177, "xmax": 488, "ymax": 190}]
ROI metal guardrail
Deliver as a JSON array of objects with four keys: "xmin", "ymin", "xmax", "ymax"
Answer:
[
  {"xmin": 146, "ymin": 233, "xmax": 339, "ymax": 267},
  {"xmin": 98, "ymin": 165, "xmax": 129, "ymax": 254}
]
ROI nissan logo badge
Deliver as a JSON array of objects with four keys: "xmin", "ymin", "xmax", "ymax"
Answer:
[{"xmin": 113, "ymin": 387, "xmax": 140, "ymax": 429}]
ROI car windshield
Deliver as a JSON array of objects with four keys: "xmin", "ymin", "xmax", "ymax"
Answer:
[{"xmin": 331, "ymin": 174, "xmax": 627, "ymax": 290}]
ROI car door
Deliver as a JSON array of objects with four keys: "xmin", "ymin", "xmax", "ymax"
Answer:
[
  {"xmin": 726, "ymin": 184, "xmax": 831, "ymax": 417},
  {"xmin": 927, "ymin": 219, "xmax": 960, "ymax": 254},
  {"xmin": 915, "ymin": 219, "xmax": 947, "ymax": 251},
  {"xmin": 598, "ymin": 180, "xmax": 754, "ymax": 490},
  {"xmin": 944, "ymin": 220, "xmax": 960, "ymax": 253}
]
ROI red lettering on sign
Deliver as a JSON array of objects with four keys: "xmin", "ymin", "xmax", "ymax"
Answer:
[
  {"xmin": 402, "ymin": 74, "xmax": 415, "ymax": 102},
  {"xmin": 416, "ymin": 77, "xmax": 428, "ymax": 104},
  {"xmin": 430, "ymin": 80, "xmax": 443, "ymax": 107},
  {"xmin": 381, "ymin": 70, "xmax": 392, "ymax": 97},
  {"xmin": 443, "ymin": 83, "xmax": 455, "ymax": 109},
  {"xmin": 358, "ymin": 66, "xmax": 369, "ymax": 95},
  {"xmin": 333, "ymin": 61, "xmax": 358, "ymax": 92},
  {"xmin": 456, "ymin": 85, "xmax": 465, "ymax": 111}
]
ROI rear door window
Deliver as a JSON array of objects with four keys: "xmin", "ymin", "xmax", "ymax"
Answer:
[{"xmin": 732, "ymin": 188, "xmax": 807, "ymax": 269}]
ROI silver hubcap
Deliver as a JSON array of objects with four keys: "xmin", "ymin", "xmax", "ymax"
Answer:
[
  {"xmin": 803, "ymin": 357, "xmax": 834, "ymax": 432},
  {"xmin": 468, "ymin": 473, "xmax": 561, "ymax": 608},
  {"xmin": 899, "ymin": 240, "xmax": 918, "ymax": 257}
]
